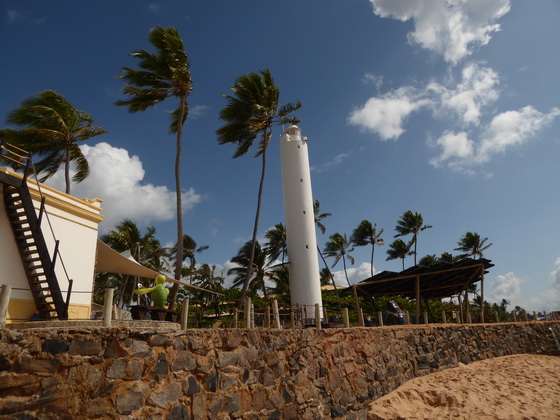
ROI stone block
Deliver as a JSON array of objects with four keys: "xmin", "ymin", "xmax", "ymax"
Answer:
[
  {"xmin": 69, "ymin": 338, "xmax": 101, "ymax": 355},
  {"xmin": 106, "ymin": 359, "xmax": 142, "ymax": 380}
]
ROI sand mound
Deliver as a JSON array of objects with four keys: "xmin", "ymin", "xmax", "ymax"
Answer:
[{"xmin": 367, "ymin": 354, "xmax": 560, "ymax": 420}]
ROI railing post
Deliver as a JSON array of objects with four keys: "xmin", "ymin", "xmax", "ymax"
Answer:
[
  {"xmin": 50, "ymin": 240, "xmax": 60, "ymax": 275},
  {"xmin": 495, "ymin": 311, "xmax": 499, "ymax": 323},
  {"xmin": 442, "ymin": 311, "xmax": 447, "ymax": 324},
  {"xmin": 533, "ymin": 311, "xmax": 537, "ymax": 322},
  {"xmin": 378, "ymin": 311, "xmax": 384, "ymax": 327},
  {"xmin": 404, "ymin": 310, "xmax": 410, "ymax": 325},
  {"xmin": 543, "ymin": 311, "xmax": 548, "ymax": 321},
  {"xmin": 264, "ymin": 306, "xmax": 271, "ymax": 328},
  {"xmin": 512, "ymin": 311, "xmax": 517, "ymax": 322},
  {"xmin": 244, "ymin": 297, "xmax": 251, "ymax": 329},
  {"xmin": 315, "ymin": 304, "xmax": 322, "ymax": 329},
  {"xmin": 0, "ymin": 285, "xmax": 13, "ymax": 328},
  {"xmin": 290, "ymin": 310, "xmax": 295, "ymax": 329},
  {"xmin": 103, "ymin": 288, "xmax": 114, "ymax": 327},
  {"xmin": 423, "ymin": 311, "xmax": 429, "ymax": 324},
  {"xmin": 63, "ymin": 279, "xmax": 73, "ymax": 320},
  {"xmin": 524, "ymin": 311, "xmax": 529, "ymax": 322},
  {"xmin": 272, "ymin": 300, "xmax": 281, "ymax": 329},
  {"xmin": 37, "ymin": 197, "xmax": 46, "ymax": 230},
  {"xmin": 342, "ymin": 308, "xmax": 350, "ymax": 328},
  {"xmin": 181, "ymin": 298, "xmax": 190, "ymax": 331},
  {"xmin": 233, "ymin": 308, "xmax": 238, "ymax": 328}
]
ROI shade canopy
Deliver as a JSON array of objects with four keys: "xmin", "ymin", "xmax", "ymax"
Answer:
[
  {"xmin": 95, "ymin": 238, "xmax": 223, "ymax": 296},
  {"xmin": 352, "ymin": 258, "xmax": 494, "ymax": 300}
]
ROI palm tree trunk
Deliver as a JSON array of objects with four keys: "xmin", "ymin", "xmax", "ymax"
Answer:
[
  {"xmin": 317, "ymin": 245, "xmax": 341, "ymax": 310},
  {"xmin": 413, "ymin": 235, "xmax": 417, "ymax": 265},
  {"xmin": 65, "ymin": 147, "xmax": 71, "ymax": 194},
  {"xmin": 342, "ymin": 255, "xmax": 351, "ymax": 287},
  {"xmin": 370, "ymin": 244, "xmax": 375, "ymax": 277},
  {"xmin": 238, "ymin": 130, "xmax": 268, "ymax": 309},
  {"xmin": 169, "ymin": 96, "xmax": 186, "ymax": 310}
]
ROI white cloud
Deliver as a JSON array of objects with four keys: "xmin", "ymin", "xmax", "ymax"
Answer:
[
  {"xmin": 348, "ymin": 87, "xmax": 430, "ymax": 140},
  {"xmin": 46, "ymin": 142, "xmax": 202, "ymax": 231},
  {"xmin": 490, "ymin": 272, "xmax": 523, "ymax": 302},
  {"xmin": 430, "ymin": 106, "xmax": 560, "ymax": 171},
  {"xmin": 329, "ymin": 262, "xmax": 375, "ymax": 287},
  {"xmin": 369, "ymin": 0, "xmax": 511, "ymax": 64},
  {"xmin": 476, "ymin": 106, "xmax": 560, "ymax": 163},
  {"xmin": 189, "ymin": 105, "xmax": 210, "ymax": 120},
  {"xmin": 428, "ymin": 63, "xmax": 499, "ymax": 125},
  {"xmin": 148, "ymin": 4, "xmax": 160, "ymax": 14}
]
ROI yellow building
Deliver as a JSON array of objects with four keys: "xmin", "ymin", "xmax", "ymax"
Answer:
[{"xmin": 0, "ymin": 166, "xmax": 103, "ymax": 322}]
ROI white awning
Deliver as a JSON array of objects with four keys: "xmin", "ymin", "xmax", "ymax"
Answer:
[{"xmin": 95, "ymin": 239, "xmax": 223, "ymax": 295}]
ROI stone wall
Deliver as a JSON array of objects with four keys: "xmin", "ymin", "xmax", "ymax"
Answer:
[{"xmin": 1, "ymin": 321, "xmax": 559, "ymax": 419}]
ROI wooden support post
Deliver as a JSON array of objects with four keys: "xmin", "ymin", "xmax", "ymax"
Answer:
[
  {"xmin": 181, "ymin": 298, "xmax": 190, "ymax": 331},
  {"xmin": 466, "ymin": 311, "xmax": 472, "ymax": 324},
  {"xmin": 378, "ymin": 311, "xmax": 384, "ymax": 327},
  {"xmin": 543, "ymin": 311, "xmax": 547, "ymax": 321},
  {"xmin": 404, "ymin": 310, "xmax": 410, "ymax": 325},
  {"xmin": 512, "ymin": 311, "xmax": 517, "ymax": 322},
  {"xmin": 103, "ymin": 288, "xmax": 114, "ymax": 327},
  {"xmin": 495, "ymin": 311, "xmax": 499, "ymax": 323},
  {"xmin": 524, "ymin": 311, "xmax": 529, "ymax": 322},
  {"xmin": 233, "ymin": 308, "xmax": 238, "ymax": 328},
  {"xmin": 342, "ymin": 308, "xmax": 350, "ymax": 328},
  {"xmin": 480, "ymin": 266, "xmax": 485, "ymax": 323},
  {"xmin": 358, "ymin": 307, "xmax": 365, "ymax": 327},
  {"xmin": 415, "ymin": 276, "xmax": 421, "ymax": 325},
  {"xmin": 442, "ymin": 311, "xmax": 447, "ymax": 324},
  {"xmin": 423, "ymin": 311, "xmax": 429, "ymax": 325},
  {"xmin": 323, "ymin": 306, "xmax": 328, "ymax": 323},
  {"xmin": 533, "ymin": 311, "xmax": 537, "ymax": 322},
  {"xmin": 315, "ymin": 304, "xmax": 322, "ymax": 329},
  {"xmin": 457, "ymin": 294, "xmax": 463, "ymax": 324},
  {"xmin": 244, "ymin": 297, "xmax": 251, "ymax": 329},
  {"xmin": 272, "ymin": 300, "xmax": 281, "ymax": 329},
  {"xmin": 264, "ymin": 306, "xmax": 271, "ymax": 328},
  {"xmin": 290, "ymin": 311, "xmax": 295, "ymax": 329},
  {"xmin": 352, "ymin": 286, "xmax": 364, "ymax": 327},
  {"xmin": 0, "ymin": 285, "xmax": 12, "ymax": 328}
]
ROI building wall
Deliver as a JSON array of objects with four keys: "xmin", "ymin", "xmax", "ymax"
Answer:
[
  {"xmin": 0, "ymin": 322, "xmax": 558, "ymax": 419},
  {"xmin": 0, "ymin": 167, "xmax": 103, "ymax": 321}
]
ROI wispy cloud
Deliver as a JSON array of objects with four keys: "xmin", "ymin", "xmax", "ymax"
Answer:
[
  {"xmin": 6, "ymin": 9, "xmax": 46, "ymax": 25},
  {"xmin": 148, "ymin": 4, "xmax": 161, "ymax": 14},
  {"xmin": 189, "ymin": 105, "xmax": 210, "ymax": 120},
  {"xmin": 311, "ymin": 152, "xmax": 351, "ymax": 173},
  {"xmin": 490, "ymin": 272, "xmax": 523, "ymax": 303},
  {"xmin": 46, "ymin": 142, "xmax": 203, "ymax": 232},
  {"xmin": 369, "ymin": 0, "xmax": 511, "ymax": 64}
]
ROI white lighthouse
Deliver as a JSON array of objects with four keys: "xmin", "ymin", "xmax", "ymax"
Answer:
[{"xmin": 280, "ymin": 125, "xmax": 323, "ymax": 320}]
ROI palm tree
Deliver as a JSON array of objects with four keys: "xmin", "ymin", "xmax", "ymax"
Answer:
[
  {"xmin": 313, "ymin": 200, "xmax": 337, "ymax": 287},
  {"xmin": 394, "ymin": 210, "xmax": 432, "ymax": 266},
  {"xmin": 115, "ymin": 26, "xmax": 192, "ymax": 310},
  {"xmin": 351, "ymin": 220, "xmax": 384, "ymax": 277},
  {"xmin": 100, "ymin": 219, "xmax": 165, "ymax": 306},
  {"xmin": 170, "ymin": 234, "xmax": 208, "ymax": 285},
  {"xmin": 386, "ymin": 239, "xmax": 413, "ymax": 271},
  {"xmin": 191, "ymin": 264, "xmax": 225, "ymax": 317},
  {"xmin": 267, "ymin": 264, "xmax": 291, "ymax": 304},
  {"xmin": 0, "ymin": 90, "xmax": 106, "ymax": 194},
  {"xmin": 217, "ymin": 69, "xmax": 301, "ymax": 308},
  {"xmin": 263, "ymin": 223, "xmax": 287, "ymax": 264},
  {"xmin": 323, "ymin": 233, "xmax": 355, "ymax": 287},
  {"xmin": 439, "ymin": 252, "xmax": 457, "ymax": 263},
  {"xmin": 454, "ymin": 232, "xmax": 492, "ymax": 259},
  {"xmin": 228, "ymin": 241, "xmax": 272, "ymax": 300}
]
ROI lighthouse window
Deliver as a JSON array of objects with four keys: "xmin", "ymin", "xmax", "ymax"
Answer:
[
  {"xmin": 305, "ymin": 245, "xmax": 309, "ymax": 249},
  {"xmin": 300, "ymin": 179, "xmax": 303, "ymax": 182},
  {"xmin": 303, "ymin": 211, "xmax": 306, "ymax": 214}
]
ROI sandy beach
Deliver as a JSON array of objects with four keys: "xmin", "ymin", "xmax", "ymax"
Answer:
[{"xmin": 367, "ymin": 354, "xmax": 560, "ymax": 420}]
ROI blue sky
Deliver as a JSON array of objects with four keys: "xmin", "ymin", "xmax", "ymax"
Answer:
[{"xmin": 1, "ymin": 1, "xmax": 559, "ymax": 312}]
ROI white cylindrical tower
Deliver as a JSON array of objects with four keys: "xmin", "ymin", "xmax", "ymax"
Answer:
[{"xmin": 280, "ymin": 125, "xmax": 323, "ymax": 320}]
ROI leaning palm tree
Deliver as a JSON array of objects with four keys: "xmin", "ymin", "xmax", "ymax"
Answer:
[
  {"xmin": 0, "ymin": 90, "xmax": 106, "ymax": 194},
  {"xmin": 314, "ymin": 200, "xmax": 338, "ymax": 288},
  {"xmin": 228, "ymin": 241, "xmax": 272, "ymax": 300},
  {"xmin": 323, "ymin": 233, "xmax": 355, "ymax": 287},
  {"xmin": 351, "ymin": 220, "xmax": 384, "ymax": 277},
  {"xmin": 454, "ymin": 232, "xmax": 492, "ymax": 259},
  {"xmin": 386, "ymin": 239, "xmax": 413, "ymax": 271},
  {"xmin": 217, "ymin": 69, "xmax": 301, "ymax": 308},
  {"xmin": 394, "ymin": 210, "xmax": 432, "ymax": 266},
  {"xmin": 115, "ymin": 26, "xmax": 192, "ymax": 310},
  {"xmin": 263, "ymin": 223, "xmax": 287, "ymax": 264}
]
